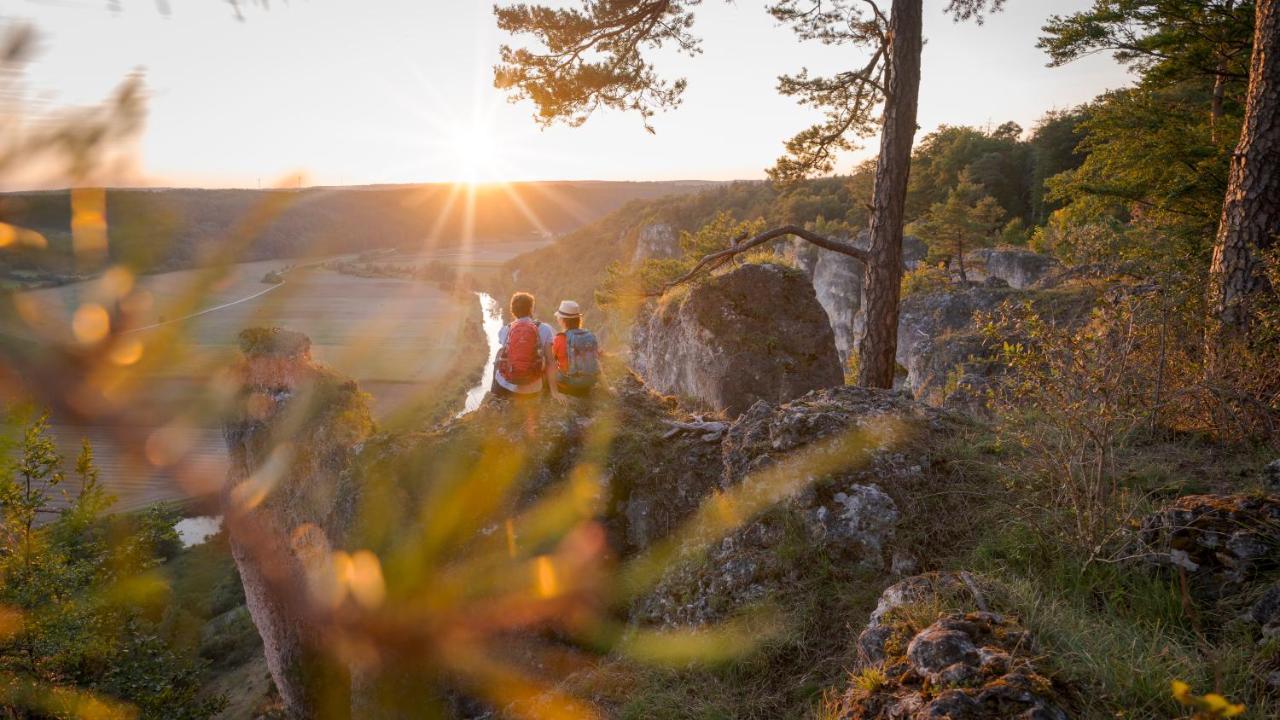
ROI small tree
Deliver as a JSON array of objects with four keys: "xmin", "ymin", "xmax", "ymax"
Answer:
[
  {"xmin": 0, "ymin": 415, "xmax": 63, "ymax": 570},
  {"xmin": 0, "ymin": 419, "xmax": 223, "ymax": 719},
  {"xmin": 912, "ymin": 173, "xmax": 1005, "ymax": 282}
]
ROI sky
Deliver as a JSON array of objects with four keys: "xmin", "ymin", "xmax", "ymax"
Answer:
[{"xmin": 7, "ymin": 0, "xmax": 1134, "ymax": 189}]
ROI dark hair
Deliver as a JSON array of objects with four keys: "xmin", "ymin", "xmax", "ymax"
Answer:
[
  {"xmin": 561, "ymin": 316, "xmax": 582, "ymax": 330},
  {"xmin": 510, "ymin": 292, "xmax": 534, "ymax": 318}
]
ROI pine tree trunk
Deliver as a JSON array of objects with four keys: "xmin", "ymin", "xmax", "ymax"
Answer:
[
  {"xmin": 855, "ymin": 0, "xmax": 923, "ymax": 388},
  {"xmin": 1206, "ymin": 0, "xmax": 1280, "ymax": 369}
]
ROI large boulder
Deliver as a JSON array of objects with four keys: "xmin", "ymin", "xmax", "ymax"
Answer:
[
  {"xmin": 961, "ymin": 246, "xmax": 1058, "ymax": 289},
  {"xmin": 793, "ymin": 231, "xmax": 926, "ymax": 365},
  {"xmin": 630, "ymin": 222, "xmax": 680, "ymax": 266},
  {"xmin": 897, "ymin": 283, "xmax": 1014, "ymax": 402},
  {"xmin": 631, "ymin": 263, "xmax": 844, "ymax": 417},
  {"xmin": 222, "ymin": 328, "xmax": 374, "ymax": 718}
]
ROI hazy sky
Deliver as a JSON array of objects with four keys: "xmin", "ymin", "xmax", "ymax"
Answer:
[{"xmin": 10, "ymin": 0, "xmax": 1132, "ymax": 188}]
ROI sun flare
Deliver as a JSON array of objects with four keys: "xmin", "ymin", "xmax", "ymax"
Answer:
[{"xmin": 449, "ymin": 123, "xmax": 506, "ymax": 186}]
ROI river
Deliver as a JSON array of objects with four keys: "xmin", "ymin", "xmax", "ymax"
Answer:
[{"xmin": 460, "ymin": 292, "xmax": 503, "ymax": 416}]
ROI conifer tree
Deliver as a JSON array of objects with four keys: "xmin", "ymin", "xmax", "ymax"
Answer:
[{"xmin": 913, "ymin": 173, "xmax": 1005, "ymax": 282}]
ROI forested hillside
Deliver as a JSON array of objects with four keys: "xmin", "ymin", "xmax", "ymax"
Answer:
[
  {"xmin": 494, "ymin": 112, "xmax": 1088, "ymax": 333},
  {"xmin": 0, "ymin": 180, "xmax": 714, "ymax": 278}
]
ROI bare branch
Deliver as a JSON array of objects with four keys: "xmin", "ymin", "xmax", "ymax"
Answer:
[{"xmin": 651, "ymin": 225, "xmax": 869, "ymax": 296}]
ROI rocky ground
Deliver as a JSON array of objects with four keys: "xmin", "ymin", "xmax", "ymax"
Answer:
[{"xmin": 209, "ymin": 253, "xmax": 1278, "ymax": 719}]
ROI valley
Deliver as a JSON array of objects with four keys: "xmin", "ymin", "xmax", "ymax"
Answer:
[{"xmin": 4, "ymin": 239, "xmax": 544, "ymax": 512}]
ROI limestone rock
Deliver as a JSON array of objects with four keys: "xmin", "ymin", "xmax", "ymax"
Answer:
[
  {"xmin": 1250, "ymin": 583, "xmax": 1280, "ymax": 639},
  {"xmin": 635, "ymin": 388, "xmax": 961, "ymax": 627},
  {"xmin": 1138, "ymin": 494, "xmax": 1280, "ymax": 595},
  {"xmin": 223, "ymin": 328, "xmax": 374, "ymax": 719},
  {"xmin": 857, "ymin": 572, "xmax": 990, "ymax": 665},
  {"xmin": 792, "ymin": 231, "xmax": 925, "ymax": 365},
  {"xmin": 630, "ymin": 223, "xmax": 680, "ymax": 266},
  {"xmin": 631, "ymin": 263, "xmax": 844, "ymax": 417},
  {"xmin": 807, "ymin": 484, "xmax": 899, "ymax": 570},
  {"xmin": 897, "ymin": 284, "xmax": 1014, "ymax": 403},
  {"xmin": 1263, "ymin": 458, "xmax": 1280, "ymax": 492},
  {"xmin": 838, "ymin": 577, "xmax": 1066, "ymax": 720},
  {"xmin": 848, "ymin": 612, "xmax": 1064, "ymax": 720},
  {"xmin": 961, "ymin": 246, "xmax": 1059, "ymax": 289}
]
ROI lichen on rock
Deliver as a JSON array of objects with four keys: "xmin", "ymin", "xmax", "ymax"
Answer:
[
  {"xmin": 1137, "ymin": 493, "xmax": 1280, "ymax": 596},
  {"xmin": 835, "ymin": 577, "xmax": 1067, "ymax": 720}
]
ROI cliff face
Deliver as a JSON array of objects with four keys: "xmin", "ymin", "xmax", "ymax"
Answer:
[
  {"xmin": 792, "ymin": 231, "xmax": 927, "ymax": 364},
  {"xmin": 222, "ymin": 328, "xmax": 373, "ymax": 719},
  {"xmin": 960, "ymin": 246, "xmax": 1059, "ymax": 289},
  {"xmin": 631, "ymin": 263, "xmax": 845, "ymax": 417}
]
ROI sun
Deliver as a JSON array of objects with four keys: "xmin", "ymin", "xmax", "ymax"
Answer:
[{"xmin": 448, "ymin": 122, "xmax": 506, "ymax": 185}]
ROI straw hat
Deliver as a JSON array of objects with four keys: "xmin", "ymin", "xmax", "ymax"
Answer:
[{"xmin": 554, "ymin": 300, "xmax": 582, "ymax": 319}]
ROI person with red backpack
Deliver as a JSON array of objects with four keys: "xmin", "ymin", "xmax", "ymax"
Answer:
[
  {"xmin": 492, "ymin": 291, "xmax": 555, "ymax": 399},
  {"xmin": 551, "ymin": 300, "xmax": 601, "ymax": 399}
]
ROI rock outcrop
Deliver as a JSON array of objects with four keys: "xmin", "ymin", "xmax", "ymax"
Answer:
[
  {"xmin": 630, "ymin": 223, "xmax": 680, "ymax": 266},
  {"xmin": 960, "ymin": 246, "xmax": 1058, "ymax": 289},
  {"xmin": 635, "ymin": 387, "xmax": 963, "ymax": 626},
  {"xmin": 1264, "ymin": 458, "xmax": 1280, "ymax": 493},
  {"xmin": 1138, "ymin": 494, "xmax": 1280, "ymax": 596},
  {"xmin": 897, "ymin": 283, "xmax": 1014, "ymax": 405},
  {"xmin": 222, "ymin": 328, "xmax": 374, "ymax": 719},
  {"xmin": 792, "ymin": 231, "xmax": 926, "ymax": 364},
  {"xmin": 631, "ymin": 263, "xmax": 844, "ymax": 417},
  {"xmin": 833, "ymin": 575, "xmax": 1067, "ymax": 720}
]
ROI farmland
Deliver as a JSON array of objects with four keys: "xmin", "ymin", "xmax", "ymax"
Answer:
[{"xmin": 3, "ymin": 239, "xmax": 545, "ymax": 512}]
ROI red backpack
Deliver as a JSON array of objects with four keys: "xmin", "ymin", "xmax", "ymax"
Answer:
[{"xmin": 498, "ymin": 318, "xmax": 545, "ymax": 385}]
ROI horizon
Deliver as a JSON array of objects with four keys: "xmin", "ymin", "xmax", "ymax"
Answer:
[
  {"xmin": 0, "ymin": 177, "xmax": 734, "ymax": 193},
  {"xmin": 6, "ymin": 0, "xmax": 1131, "ymax": 191}
]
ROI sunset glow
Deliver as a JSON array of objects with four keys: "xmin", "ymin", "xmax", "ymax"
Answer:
[{"xmin": 5, "ymin": 0, "xmax": 1131, "ymax": 189}]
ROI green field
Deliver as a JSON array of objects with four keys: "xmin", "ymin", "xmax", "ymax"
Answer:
[{"xmin": 4, "ymin": 240, "xmax": 544, "ymax": 511}]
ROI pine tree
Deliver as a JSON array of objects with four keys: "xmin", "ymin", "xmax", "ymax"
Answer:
[{"xmin": 913, "ymin": 173, "xmax": 1006, "ymax": 282}]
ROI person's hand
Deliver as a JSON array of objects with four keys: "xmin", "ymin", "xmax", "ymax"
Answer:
[{"xmin": 550, "ymin": 389, "xmax": 569, "ymax": 405}]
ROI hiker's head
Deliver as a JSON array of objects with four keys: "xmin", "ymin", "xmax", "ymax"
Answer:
[
  {"xmin": 554, "ymin": 300, "xmax": 582, "ymax": 330},
  {"xmin": 510, "ymin": 292, "xmax": 535, "ymax": 319}
]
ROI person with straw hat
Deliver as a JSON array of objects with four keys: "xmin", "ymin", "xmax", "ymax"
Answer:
[{"xmin": 550, "ymin": 300, "xmax": 601, "ymax": 399}]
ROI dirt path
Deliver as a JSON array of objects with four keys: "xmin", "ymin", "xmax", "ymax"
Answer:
[{"xmin": 125, "ymin": 280, "xmax": 286, "ymax": 334}]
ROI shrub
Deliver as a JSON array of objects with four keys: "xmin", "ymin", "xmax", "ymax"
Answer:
[{"xmin": 901, "ymin": 263, "xmax": 950, "ymax": 297}]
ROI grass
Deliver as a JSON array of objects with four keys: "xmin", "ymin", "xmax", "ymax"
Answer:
[
  {"xmin": 680, "ymin": 410, "xmax": 1280, "ymax": 720},
  {"xmin": 957, "ymin": 423, "xmax": 1280, "ymax": 718}
]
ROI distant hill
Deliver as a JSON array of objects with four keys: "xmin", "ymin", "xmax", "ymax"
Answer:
[{"xmin": 0, "ymin": 181, "xmax": 719, "ymax": 275}]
